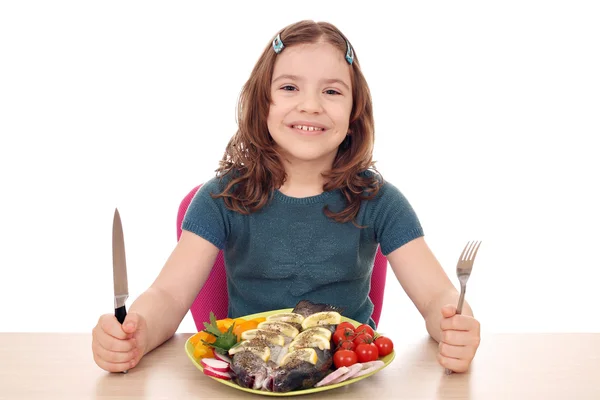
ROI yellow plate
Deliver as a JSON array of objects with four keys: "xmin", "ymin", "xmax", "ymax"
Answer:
[{"xmin": 184, "ymin": 308, "xmax": 395, "ymax": 396}]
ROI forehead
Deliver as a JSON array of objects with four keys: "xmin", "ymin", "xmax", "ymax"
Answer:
[{"xmin": 271, "ymin": 42, "xmax": 351, "ymax": 84}]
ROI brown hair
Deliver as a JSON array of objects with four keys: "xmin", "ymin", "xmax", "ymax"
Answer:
[{"xmin": 212, "ymin": 20, "xmax": 382, "ymax": 225}]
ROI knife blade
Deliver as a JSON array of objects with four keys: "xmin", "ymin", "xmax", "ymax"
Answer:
[{"xmin": 112, "ymin": 208, "xmax": 129, "ymax": 325}]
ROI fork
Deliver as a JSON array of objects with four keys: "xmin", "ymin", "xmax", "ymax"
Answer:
[{"xmin": 445, "ymin": 240, "xmax": 482, "ymax": 375}]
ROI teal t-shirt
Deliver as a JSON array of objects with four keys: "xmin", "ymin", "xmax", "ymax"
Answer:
[{"xmin": 181, "ymin": 171, "xmax": 424, "ymax": 328}]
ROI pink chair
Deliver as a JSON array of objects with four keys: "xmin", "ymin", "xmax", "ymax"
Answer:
[{"xmin": 177, "ymin": 184, "xmax": 389, "ymax": 331}]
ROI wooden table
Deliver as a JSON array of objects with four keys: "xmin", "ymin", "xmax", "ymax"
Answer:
[{"xmin": 1, "ymin": 332, "xmax": 599, "ymax": 399}]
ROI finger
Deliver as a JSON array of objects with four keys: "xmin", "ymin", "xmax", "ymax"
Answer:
[
  {"xmin": 94, "ymin": 328, "xmax": 136, "ymax": 353},
  {"xmin": 122, "ymin": 313, "xmax": 140, "ymax": 335},
  {"xmin": 441, "ymin": 304, "xmax": 456, "ymax": 319},
  {"xmin": 98, "ymin": 314, "xmax": 129, "ymax": 340},
  {"xmin": 93, "ymin": 350, "xmax": 136, "ymax": 373},
  {"xmin": 440, "ymin": 314, "xmax": 478, "ymax": 331},
  {"xmin": 93, "ymin": 341, "xmax": 138, "ymax": 364},
  {"xmin": 438, "ymin": 341, "xmax": 476, "ymax": 360},
  {"xmin": 436, "ymin": 352, "xmax": 469, "ymax": 373},
  {"xmin": 442, "ymin": 330, "xmax": 481, "ymax": 347}
]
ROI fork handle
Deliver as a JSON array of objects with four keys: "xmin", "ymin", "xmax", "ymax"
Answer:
[
  {"xmin": 445, "ymin": 284, "xmax": 467, "ymax": 375},
  {"xmin": 456, "ymin": 284, "xmax": 466, "ymax": 315}
]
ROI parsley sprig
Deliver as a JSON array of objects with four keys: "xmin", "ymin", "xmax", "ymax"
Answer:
[{"xmin": 202, "ymin": 312, "xmax": 238, "ymax": 355}]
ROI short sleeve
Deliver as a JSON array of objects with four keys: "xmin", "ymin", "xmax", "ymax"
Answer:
[
  {"xmin": 372, "ymin": 181, "xmax": 424, "ymax": 255},
  {"xmin": 181, "ymin": 178, "xmax": 230, "ymax": 249}
]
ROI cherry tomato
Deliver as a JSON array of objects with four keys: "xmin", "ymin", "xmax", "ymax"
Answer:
[
  {"xmin": 337, "ymin": 340, "xmax": 355, "ymax": 351},
  {"xmin": 355, "ymin": 343, "xmax": 379, "ymax": 363},
  {"xmin": 352, "ymin": 332, "xmax": 373, "ymax": 346},
  {"xmin": 333, "ymin": 327, "xmax": 355, "ymax": 345},
  {"xmin": 354, "ymin": 324, "xmax": 375, "ymax": 338},
  {"xmin": 333, "ymin": 349, "xmax": 358, "ymax": 368},
  {"xmin": 374, "ymin": 336, "xmax": 394, "ymax": 357},
  {"xmin": 336, "ymin": 322, "xmax": 355, "ymax": 332}
]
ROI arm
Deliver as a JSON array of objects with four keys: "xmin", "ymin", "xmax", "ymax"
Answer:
[
  {"xmin": 386, "ymin": 237, "xmax": 473, "ymax": 342},
  {"xmin": 128, "ymin": 229, "xmax": 220, "ymax": 355}
]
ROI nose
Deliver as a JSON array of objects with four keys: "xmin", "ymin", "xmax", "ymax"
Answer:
[{"xmin": 297, "ymin": 91, "xmax": 323, "ymax": 114}]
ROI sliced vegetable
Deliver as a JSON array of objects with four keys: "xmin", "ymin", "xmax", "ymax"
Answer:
[
  {"xmin": 314, "ymin": 367, "xmax": 349, "ymax": 387},
  {"xmin": 201, "ymin": 358, "xmax": 231, "ymax": 372},
  {"xmin": 193, "ymin": 342, "xmax": 214, "ymax": 359},
  {"xmin": 214, "ymin": 352, "xmax": 233, "ymax": 365},
  {"xmin": 203, "ymin": 366, "xmax": 233, "ymax": 380},
  {"xmin": 329, "ymin": 363, "xmax": 363, "ymax": 384},
  {"xmin": 233, "ymin": 319, "xmax": 259, "ymax": 341},
  {"xmin": 354, "ymin": 360, "xmax": 385, "ymax": 377}
]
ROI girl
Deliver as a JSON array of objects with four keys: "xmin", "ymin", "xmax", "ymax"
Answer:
[{"xmin": 92, "ymin": 20, "xmax": 481, "ymax": 375}]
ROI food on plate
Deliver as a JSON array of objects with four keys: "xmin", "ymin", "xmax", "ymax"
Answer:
[{"xmin": 191, "ymin": 299, "xmax": 393, "ymax": 393}]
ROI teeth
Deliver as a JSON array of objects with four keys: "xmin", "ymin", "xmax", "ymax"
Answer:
[{"xmin": 293, "ymin": 125, "xmax": 323, "ymax": 131}]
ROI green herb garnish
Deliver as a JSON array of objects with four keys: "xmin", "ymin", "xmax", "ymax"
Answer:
[{"xmin": 201, "ymin": 312, "xmax": 238, "ymax": 355}]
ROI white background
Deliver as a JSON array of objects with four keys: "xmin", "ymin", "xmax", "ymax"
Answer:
[{"xmin": 1, "ymin": 1, "xmax": 598, "ymax": 338}]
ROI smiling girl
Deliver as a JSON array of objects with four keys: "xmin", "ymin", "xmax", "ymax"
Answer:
[{"xmin": 92, "ymin": 20, "xmax": 481, "ymax": 376}]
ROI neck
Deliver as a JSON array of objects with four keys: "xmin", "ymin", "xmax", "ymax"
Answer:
[{"xmin": 278, "ymin": 156, "xmax": 334, "ymax": 198}]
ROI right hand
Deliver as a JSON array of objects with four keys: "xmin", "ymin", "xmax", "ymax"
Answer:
[{"xmin": 92, "ymin": 312, "xmax": 147, "ymax": 372}]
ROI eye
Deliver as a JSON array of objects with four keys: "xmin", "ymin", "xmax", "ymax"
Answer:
[
  {"xmin": 325, "ymin": 89, "xmax": 341, "ymax": 95},
  {"xmin": 280, "ymin": 85, "xmax": 297, "ymax": 91}
]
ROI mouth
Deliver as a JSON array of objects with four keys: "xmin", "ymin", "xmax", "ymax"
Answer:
[{"xmin": 288, "ymin": 123, "xmax": 327, "ymax": 135}]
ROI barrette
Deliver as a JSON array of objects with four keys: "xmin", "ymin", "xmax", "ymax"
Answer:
[
  {"xmin": 272, "ymin": 33, "xmax": 284, "ymax": 54},
  {"xmin": 345, "ymin": 40, "xmax": 354, "ymax": 65}
]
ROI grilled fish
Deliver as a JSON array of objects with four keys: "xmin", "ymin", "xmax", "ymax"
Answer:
[{"xmin": 229, "ymin": 300, "xmax": 343, "ymax": 393}]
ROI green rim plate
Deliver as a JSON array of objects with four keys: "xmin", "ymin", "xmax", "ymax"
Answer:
[{"xmin": 184, "ymin": 308, "xmax": 395, "ymax": 396}]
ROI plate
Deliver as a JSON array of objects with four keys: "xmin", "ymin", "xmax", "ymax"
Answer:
[{"xmin": 184, "ymin": 308, "xmax": 395, "ymax": 396}]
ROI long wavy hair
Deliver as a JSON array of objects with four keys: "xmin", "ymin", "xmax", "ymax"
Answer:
[{"xmin": 212, "ymin": 20, "xmax": 383, "ymax": 225}]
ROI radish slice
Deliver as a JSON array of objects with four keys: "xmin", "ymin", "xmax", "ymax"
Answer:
[
  {"xmin": 214, "ymin": 352, "xmax": 232, "ymax": 365},
  {"xmin": 314, "ymin": 367, "xmax": 349, "ymax": 387},
  {"xmin": 203, "ymin": 366, "xmax": 232, "ymax": 380},
  {"xmin": 201, "ymin": 358, "xmax": 231, "ymax": 372},
  {"xmin": 354, "ymin": 360, "xmax": 385, "ymax": 377},
  {"xmin": 329, "ymin": 363, "xmax": 363, "ymax": 384}
]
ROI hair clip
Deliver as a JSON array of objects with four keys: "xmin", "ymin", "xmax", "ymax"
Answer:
[
  {"xmin": 345, "ymin": 40, "xmax": 354, "ymax": 65},
  {"xmin": 272, "ymin": 33, "xmax": 284, "ymax": 54}
]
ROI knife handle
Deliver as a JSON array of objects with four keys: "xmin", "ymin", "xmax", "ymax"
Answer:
[{"xmin": 115, "ymin": 305, "xmax": 127, "ymax": 324}]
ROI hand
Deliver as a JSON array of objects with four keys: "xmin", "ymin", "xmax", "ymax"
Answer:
[
  {"xmin": 437, "ymin": 304, "xmax": 480, "ymax": 373},
  {"xmin": 92, "ymin": 312, "xmax": 147, "ymax": 372}
]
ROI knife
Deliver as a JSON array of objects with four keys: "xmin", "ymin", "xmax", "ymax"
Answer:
[
  {"xmin": 112, "ymin": 208, "xmax": 130, "ymax": 373},
  {"xmin": 112, "ymin": 208, "xmax": 129, "ymax": 325}
]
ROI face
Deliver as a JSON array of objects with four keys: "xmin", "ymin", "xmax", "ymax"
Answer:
[{"xmin": 267, "ymin": 41, "xmax": 353, "ymax": 166}]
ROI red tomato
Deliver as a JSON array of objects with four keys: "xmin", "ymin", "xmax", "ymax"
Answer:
[
  {"xmin": 352, "ymin": 332, "xmax": 373, "ymax": 346},
  {"xmin": 333, "ymin": 328, "xmax": 355, "ymax": 345},
  {"xmin": 336, "ymin": 322, "xmax": 355, "ymax": 332},
  {"xmin": 355, "ymin": 343, "xmax": 379, "ymax": 363},
  {"xmin": 354, "ymin": 324, "xmax": 375, "ymax": 338},
  {"xmin": 374, "ymin": 336, "xmax": 394, "ymax": 357},
  {"xmin": 333, "ymin": 349, "xmax": 358, "ymax": 368},
  {"xmin": 337, "ymin": 340, "xmax": 355, "ymax": 351}
]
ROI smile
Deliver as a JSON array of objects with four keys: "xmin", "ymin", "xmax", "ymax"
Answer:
[
  {"xmin": 292, "ymin": 125, "xmax": 324, "ymax": 132},
  {"xmin": 290, "ymin": 124, "xmax": 327, "ymax": 135}
]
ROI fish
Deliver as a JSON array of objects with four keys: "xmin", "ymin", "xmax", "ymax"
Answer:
[
  {"xmin": 271, "ymin": 347, "xmax": 333, "ymax": 392},
  {"xmin": 292, "ymin": 299, "xmax": 345, "ymax": 318},
  {"xmin": 228, "ymin": 300, "xmax": 343, "ymax": 393}
]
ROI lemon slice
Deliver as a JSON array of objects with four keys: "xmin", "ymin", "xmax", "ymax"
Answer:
[
  {"xmin": 297, "ymin": 327, "xmax": 332, "ymax": 341},
  {"xmin": 240, "ymin": 329, "xmax": 286, "ymax": 346},
  {"xmin": 257, "ymin": 321, "xmax": 299, "ymax": 338},
  {"xmin": 280, "ymin": 348, "xmax": 318, "ymax": 366},
  {"xmin": 228, "ymin": 341, "xmax": 271, "ymax": 361},
  {"xmin": 301, "ymin": 311, "xmax": 342, "ymax": 330},
  {"xmin": 266, "ymin": 312, "xmax": 305, "ymax": 325},
  {"xmin": 289, "ymin": 334, "xmax": 331, "ymax": 352}
]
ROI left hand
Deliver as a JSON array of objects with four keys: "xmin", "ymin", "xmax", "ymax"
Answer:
[{"xmin": 437, "ymin": 304, "xmax": 481, "ymax": 373}]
